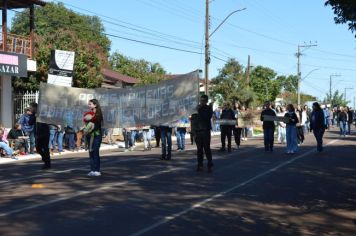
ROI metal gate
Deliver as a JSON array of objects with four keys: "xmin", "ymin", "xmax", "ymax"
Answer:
[{"xmin": 13, "ymin": 91, "xmax": 39, "ymax": 122}]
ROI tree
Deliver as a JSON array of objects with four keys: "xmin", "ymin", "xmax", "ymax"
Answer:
[
  {"xmin": 210, "ymin": 58, "xmax": 256, "ymax": 107},
  {"xmin": 11, "ymin": 2, "xmax": 111, "ymax": 90},
  {"xmin": 276, "ymin": 75, "xmax": 298, "ymax": 93},
  {"xmin": 325, "ymin": 0, "xmax": 356, "ymax": 37},
  {"xmin": 324, "ymin": 90, "xmax": 348, "ymax": 106},
  {"xmin": 249, "ymin": 66, "xmax": 281, "ymax": 105},
  {"xmin": 109, "ymin": 51, "xmax": 167, "ymax": 85}
]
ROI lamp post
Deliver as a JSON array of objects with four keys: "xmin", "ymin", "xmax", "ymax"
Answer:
[
  {"xmin": 296, "ymin": 43, "xmax": 317, "ymax": 105},
  {"xmin": 205, "ymin": 0, "xmax": 246, "ymax": 95},
  {"xmin": 344, "ymin": 87, "xmax": 353, "ymax": 105}
]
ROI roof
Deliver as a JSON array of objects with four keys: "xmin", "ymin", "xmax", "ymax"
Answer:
[
  {"xmin": 0, "ymin": 0, "xmax": 46, "ymax": 9},
  {"xmin": 101, "ymin": 68, "xmax": 139, "ymax": 84}
]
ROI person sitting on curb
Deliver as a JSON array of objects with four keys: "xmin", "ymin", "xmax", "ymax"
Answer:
[
  {"xmin": 7, "ymin": 123, "xmax": 28, "ymax": 155},
  {"xmin": 0, "ymin": 129, "xmax": 19, "ymax": 159}
]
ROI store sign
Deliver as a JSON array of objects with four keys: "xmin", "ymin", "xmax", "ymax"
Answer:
[
  {"xmin": 47, "ymin": 50, "xmax": 75, "ymax": 87},
  {"xmin": 0, "ymin": 52, "xmax": 27, "ymax": 77}
]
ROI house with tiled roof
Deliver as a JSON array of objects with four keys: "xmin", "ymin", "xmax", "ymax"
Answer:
[{"xmin": 101, "ymin": 68, "xmax": 139, "ymax": 89}]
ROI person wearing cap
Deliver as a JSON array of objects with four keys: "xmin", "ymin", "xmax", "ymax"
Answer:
[{"xmin": 310, "ymin": 102, "xmax": 326, "ymax": 152}]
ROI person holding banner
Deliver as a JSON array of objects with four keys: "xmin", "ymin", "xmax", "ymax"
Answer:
[
  {"xmin": 195, "ymin": 95, "xmax": 214, "ymax": 172},
  {"xmin": 260, "ymin": 101, "xmax": 277, "ymax": 152},
  {"xmin": 86, "ymin": 99, "xmax": 104, "ymax": 177},
  {"xmin": 219, "ymin": 102, "xmax": 236, "ymax": 152}
]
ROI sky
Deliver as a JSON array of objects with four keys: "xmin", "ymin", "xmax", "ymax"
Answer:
[{"xmin": 9, "ymin": 0, "xmax": 356, "ymax": 106}]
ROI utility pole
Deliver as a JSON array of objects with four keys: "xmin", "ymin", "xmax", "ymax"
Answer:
[
  {"xmin": 204, "ymin": 2, "xmax": 246, "ymax": 96},
  {"xmin": 204, "ymin": 0, "xmax": 209, "ymax": 95},
  {"xmin": 329, "ymin": 74, "xmax": 340, "ymax": 106},
  {"xmin": 296, "ymin": 42, "xmax": 317, "ymax": 105},
  {"xmin": 246, "ymin": 55, "xmax": 251, "ymax": 85}
]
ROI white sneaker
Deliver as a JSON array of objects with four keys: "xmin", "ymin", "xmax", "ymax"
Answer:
[
  {"xmin": 88, "ymin": 171, "xmax": 95, "ymax": 176},
  {"xmin": 93, "ymin": 171, "xmax": 101, "ymax": 176}
]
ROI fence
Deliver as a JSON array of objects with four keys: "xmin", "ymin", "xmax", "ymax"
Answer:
[{"xmin": 13, "ymin": 91, "xmax": 39, "ymax": 122}]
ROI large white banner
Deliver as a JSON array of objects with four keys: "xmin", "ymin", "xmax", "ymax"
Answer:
[{"xmin": 38, "ymin": 71, "xmax": 200, "ymax": 128}]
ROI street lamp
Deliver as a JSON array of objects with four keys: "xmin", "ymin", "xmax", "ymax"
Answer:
[
  {"xmin": 344, "ymin": 87, "xmax": 353, "ymax": 104},
  {"xmin": 205, "ymin": 1, "xmax": 246, "ymax": 95}
]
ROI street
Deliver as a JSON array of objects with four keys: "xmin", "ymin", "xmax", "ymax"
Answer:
[{"xmin": 0, "ymin": 129, "xmax": 355, "ymax": 236}]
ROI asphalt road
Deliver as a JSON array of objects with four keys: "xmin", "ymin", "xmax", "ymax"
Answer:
[{"xmin": 0, "ymin": 128, "xmax": 355, "ymax": 236}]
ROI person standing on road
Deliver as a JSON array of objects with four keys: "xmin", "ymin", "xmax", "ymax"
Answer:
[
  {"xmin": 176, "ymin": 117, "xmax": 189, "ymax": 151},
  {"xmin": 284, "ymin": 104, "xmax": 299, "ymax": 154},
  {"xmin": 195, "ymin": 95, "xmax": 214, "ymax": 172},
  {"xmin": 219, "ymin": 102, "xmax": 235, "ymax": 152},
  {"xmin": 86, "ymin": 99, "xmax": 104, "ymax": 177},
  {"xmin": 310, "ymin": 102, "xmax": 326, "ymax": 152},
  {"xmin": 233, "ymin": 103, "xmax": 242, "ymax": 149},
  {"xmin": 260, "ymin": 101, "xmax": 276, "ymax": 152},
  {"xmin": 159, "ymin": 125, "xmax": 173, "ymax": 160},
  {"xmin": 338, "ymin": 107, "xmax": 347, "ymax": 137},
  {"xmin": 277, "ymin": 106, "xmax": 287, "ymax": 144},
  {"xmin": 29, "ymin": 102, "xmax": 51, "ymax": 169},
  {"xmin": 346, "ymin": 107, "xmax": 353, "ymax": 135}
]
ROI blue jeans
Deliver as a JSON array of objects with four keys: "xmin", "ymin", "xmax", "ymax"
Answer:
[
  {"xmin": 160, "ymin": 127, "xmax": 172, "ymax": 159},
  {"xmin": 313, "ymin": 129, "xmax": 325, "ymax": 152},
  {"xmin": 0, "ymin": 142, "xmax": 13, "ymax": 156},
  {"xmin": 57, "ymin": 132, "xmax": 64, "ymax": 152},
  {"xmin": 286, "ymin": 125, "xmax": 298, "ymax": 152},
  {"xmin": 131, "ymin": 130, "xmax": 137, "ymax": 146},
  {"xmin": 339, "ymin": 121, "xmax": 347, "ymax": 136},
  {"xmin": 48, "ymin": 129, "xmax": 57, "ymax": 149},
  {"xmin": 88, "ymin": 135, "xmax": 102, "ymax": 172},
  {"xmin": 176, "ymin": 128, "xmax": 186, "ymax": 150},
  {"xmin": 66, "ymin": 133, "xmax": 75, "ymax": 150},
  {"xmin": 263, "ymin": 127, "xmax": 275, "ymax": 151},
  {"xmin": 25, "ymin": 131, "xmax": 35, "ymax": 153}
]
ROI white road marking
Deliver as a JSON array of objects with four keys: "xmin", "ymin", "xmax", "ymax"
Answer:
[{"xmin": 131, "ymin": 139, "xmax": 339, "ymax": 236}]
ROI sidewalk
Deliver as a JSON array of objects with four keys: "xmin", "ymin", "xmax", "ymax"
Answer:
[{"xmin": 0, "ymin": 131, "xmax": 263, "ymax": 165}]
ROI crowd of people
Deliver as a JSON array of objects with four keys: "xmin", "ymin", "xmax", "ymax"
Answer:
[{"xmin": 1, "ymin": 95, "xmax": 355, "ymax": 177}]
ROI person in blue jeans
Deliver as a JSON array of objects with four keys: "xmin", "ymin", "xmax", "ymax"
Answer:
[
  {"xmin": 160, "ymin": 125, "xmax": 172, "ymax": 160},
  {"xmin": 56, "ymin": 125, "xmax": 64, "ymax": 154},
  {"xmin": 18, "ymin": 107, "xmax": 36, "ymax": 154},
  {"xmin": 310, "ymin": 102, "xmax": 326, "ymax": 152},
  {"xmin": 176, "ymin": 127, "xmax": 186, "ymax": 151},
  {"xmin": 86, "ymin": 99, "xmax": 104, "ymax": 177},
  {"xmin": 48, "ymin": 125, "xmax": 58, "ymax": 154},
  {"xmin": 338, "ymin": 107, "xmax": 347, "ymax": 137},
  {"xmin": 176, "ymin": 117, "xmax": 189, "ymax": 151},
  {"xmin": 284, "ymin": 104, "xmax": 299, "ymax": 154}
]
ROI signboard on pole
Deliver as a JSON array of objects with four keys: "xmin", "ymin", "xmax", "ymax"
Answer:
[{"xmin": 47, "ymin": 50, "xmax": 75, "ymax": 87}]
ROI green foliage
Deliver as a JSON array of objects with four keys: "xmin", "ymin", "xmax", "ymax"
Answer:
[
  {"xmin": 324, "ymin": 90, "xmax": 348, "ymax": 106},
  {"xmin": 276, "ymin": 75, "xmax": 298, "ymax": 93},
  {"xmin": 325, "ymin": 0, "xmax": 356, "ymax": 37},
  {"xmin": 210, "ymin": 58, "xmax": 256, "ymax": 107},
  {"xmin": 109, "ymin": 51, "xmax": 167, "ymax": 85},
  {"xmin": 250, "ymin": 66, "xmax": 281, "ymax": 104},
  {"xmin": 11, "ymin": 2, "xmax": 111, "ymax": 91}
]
